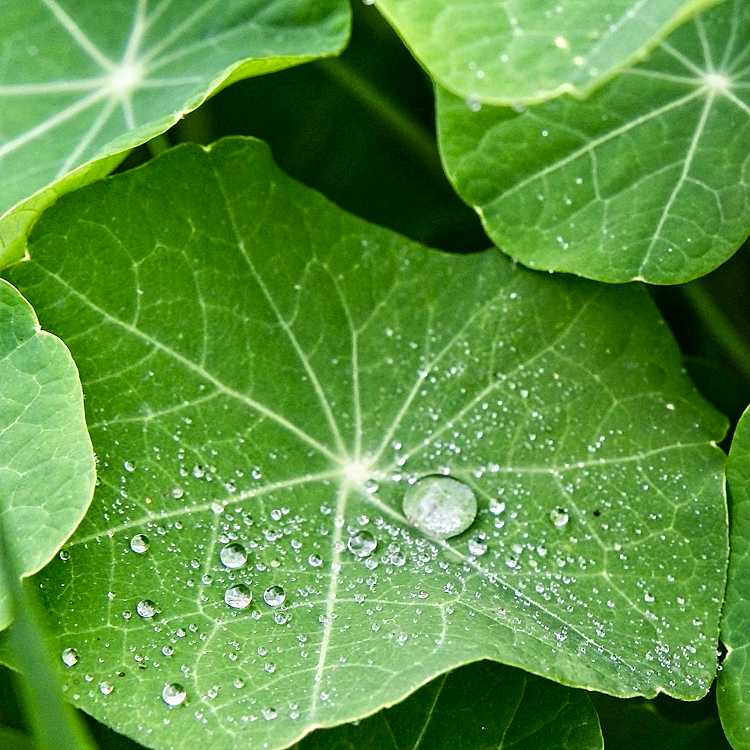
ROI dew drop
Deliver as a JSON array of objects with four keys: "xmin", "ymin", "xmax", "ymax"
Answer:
[
  {"xmin": 224, "ymin": 584, "xmax": 252, "ymax": 610},
  {"xmin": 136, "ymin": 599, "xmax": 157, "ymax": 618},
  {"xmin": 468, "ymin": 534, "xmax": 488, "ymax": 556},
  {"xmin": 99, "ymin": 681, "xmax": 114, "ymax": 696},
  {"xmin": 549, "ymin": 507, "xmax": 570, "ymax": 528},
  {"xmin": 162, "ymin": 682, "xmax": 187, "ymax": 707},
  {"xmin": 402, "ymin": 475, "xmax": 477, "ymax": 539},
  {"xmin": 129, "ymin": 534, "xmax": 150, "ymax": 554},
  {"xmin": 307, "ymin": 553, "xmax": 323, "ymax": 568},
  {"xmin": 347, "ymin": 530, "xmax": 377, "ymax": 558},
  {"xmin": 263, "ymin": 585, "xmax": 286, "ymax": 608},
  {"xmin": 61, "ymin": 647, "xmax": 78, "ymax": 667},
  {"xmin": 219, "ymin": 542, "xmax": 248, "ymax": 570}
]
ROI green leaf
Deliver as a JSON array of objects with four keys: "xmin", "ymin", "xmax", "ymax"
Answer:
[
  {"xmin": 437, "ymin": 0, "xmax": 750, "ymax": 284},
  {"xmin": 718, "ymin": 406, "xmax": 750, "ymax": 749},
  {"xmin": 0, "ymin": 726, "xmax": 34, "ymax": 750},
  {"xmin": 374, "ymin": 0, "xmax": 716, "ymax": 105},
  {"xmin": 297, "ymin": 661, "xmax": 602, "ymax": 749},
  {"xmin": 6, "ymin": 137, "xmax": 728, "ymax": 749},
  {"xmin": 0, "ymin": 0, "xmax": 350, "ymax": 267},
  {"xmin": 0, "ymin": 279, "xmax": 94, "ymax": 629}
]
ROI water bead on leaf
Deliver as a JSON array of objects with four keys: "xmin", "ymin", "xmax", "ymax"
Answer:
[
  {"xmin": 129, "ymin": 534, "xmax": 149, "ymax": 554},
  {"xmin": 162, "ymin": 682, "xmax": 187, "ymax": 707},
  {"xmin": 99, "ymin": 681, "xmax": 114, "ymax": 696},
  {"xmin": 347, "ymin": 530, "xmax": 377, "ymax": 558},
  {"xmin": 224, "ymin": 584, "xmax": 252, "ymax": 610},
  {"xmin": 263, "ymin": 585, "xmax": 286, "ymax": 608},
  {"xmin": 136, "ymin": 599, "xmax": 157, "ymax": 618},
  {"xmin": 61, "ymin": 647, "xmax": 78, "ymax": 667},
  {"xmin": 402, "ymin": 475, "xmax": 477, "ymax": 539},
  {"xmin": 219, "ymin": 542, "xmax": 248, "ymax": 570},
  {"xmin": 549, "ymin": 507, "xmax": 570, "ymax": 528}
]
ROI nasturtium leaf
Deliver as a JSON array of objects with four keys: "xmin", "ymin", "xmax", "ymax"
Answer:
[
  {"xmin": 297, "ymin": 661, "xmax": 602, "ymax": 749},
  {"xmin": 0, "ymin": 0, "xmax": 350, "ymax": 267},
  {"xmin": 718, "ymin": 406, "xmax": 750, "ymax": 750},
  {"xmin": 374, "ymin": 0, "xmax": 716, "ymax": 105},
  {"xmin": 437, "ymin": 0, "xmax": 750, "ymax": 284},
  {"xmin": 6, "ymin": 137, "xmax": 728, "ymax": 749},
  {"xmin": 0, "ymin": 279, "xmax": 94, "ymax": 630}
]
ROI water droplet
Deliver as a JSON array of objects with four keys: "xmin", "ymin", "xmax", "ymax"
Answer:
[
  {"xmin": 549, "ymin": 507, "xmax": 569, "ymax": 528},
  {"xmin": 402, "ymin": 475, "xmax": 477, "ymax": 539},
  {"xmin": 123, "ymin": 460, "xmax": 136, "ymax": 473},
  {"xmin": 307, "ymin": 553, "xmax": 323, "ymax": 568},
  {"xmin": 99, "ymin": 681, "xmax": 114, "ymax": 696},
  {"xmin": 162, "ymin": 682, "xmax": 187, "ymax": 707},
  {"xmin": 263, "ymin": 585, "xmax": 286, "ymax": 608},
  {"xmin": 129, "ymin": 534, "xmax": 149, "ymax": 554},
  {"xmin": 347, "ymin": 530, "xmax": 377, "ymax": 558},
  {"xmin": 219, "ymin": 542, "xmax": 247, "ymax": 570},
  {"xmin": 61, "ymin": 647, "xmax": 78, "ymax": 667},
  {"xmin": 468, "ymin": 534, "xmax": 488, "ymax": 556},
  {"xmin": 644, "ymin": 591, "xmax": 655, "ymax": 603},
  {"xmin": 136, "ymin": 599, "xmax": 157, "ymax": 618},
  {"xmin": 224, "ymin": 584, "xmax": 252, "ymax": 610}
]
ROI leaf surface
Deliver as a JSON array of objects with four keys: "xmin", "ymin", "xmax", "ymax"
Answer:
[
  {"xmin": 297, "ymin": 661, "xmax": 602, "ymax": 749},
  {"xmin": 437, "ymin": 0, "xmax": 750, "ymax": 284},
  {"xmin": 374, "ymin": 0, "xmax": 716, "ymax": 105},
  {"xmin": 719, "ymin": 406, "xmax": 750, "ymax": 750},
  {"xmin": 0, "ymin": 279, "xmax": 94, "ymax": 628},
  {"xmin": 6, "ymin": 137, "xmax": 728, "ymax": 749},
  {"xmin": 0, "ymin": 0, "xmax": 350, "ymax": 266}
]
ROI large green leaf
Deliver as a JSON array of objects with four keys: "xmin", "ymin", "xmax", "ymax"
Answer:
[
  {"xmin": 374, "ymin": 0, "xmax": 716, "ymax": 105},
  {"xmin": 0, "ymin": 0, "xmax": 350, "ymax": 267},
  {"xmin": 6, "ymin": 137, "xmax": 728, "ymax": 749},
  {"xmin": 718, "ymin": 406, "xmax": 750, "ymax": 749},
  {"xmin": 0, "ymin": 279, "xmax": 94, "ymax": 629},
  {"xmin": 297, "ymin": 661, "xmax": 602, "ymax": 749},
  {"xmin": 437, "ymin": 0, "xmax": 750, "ymax": 284}
]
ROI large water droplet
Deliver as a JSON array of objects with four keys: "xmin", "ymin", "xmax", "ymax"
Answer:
[
  {"xmin": 347, "ymin": 530, "xmax": 377, "ymax": 558},
  {"xmin": 402, "ymin": 475, "xmax": 477, "ymax": 539},
  {"xmin": 219, "ymin": 542, "xmax": 247, "ymax": 570},
  {"xmin": 61, "ymin": 647, "xmax": 78, "ymax": 667},
  {"xmin": 224, "ymin": 584, "xmax": 252, "ymax": 610},
  {"xmin": 263, "ymin": 585, "xmax": 286, "ymax": 608},
  {"xmin": 162, "ymin": 682, "xmax": 187, "ymax": 707},
  {"xmin": 136, "ymin": 599, "xmax": 157, "ymax": 618},
  {"xmin": 129, "ymin": 534, "xmax": 149, "ymax": 554}
]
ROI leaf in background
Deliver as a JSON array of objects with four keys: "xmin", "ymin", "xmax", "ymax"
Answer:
[
  {"xmin": 718, "ymin": 406, "xmax": 750, "ymax": 750},
  {"xmin": 0, "ymin": 279, "xmax": 94, "ymax": 629},
  {"xmin": 297, "ymin": 661, "xmax": 602, "ymax": 749},
  {"xmin": 437, "ymin": 0, "xmax": 750, "ymax": 284},
  {"xmin": 374, "ymin": 0, "xmax": 716, "ymax": 105},
  {"xmin": 0, "ymin": 0, "xmax": 350, "ymax": 267},
  {"xmin": 0, "ymin": 726, "xmax": 33, "ymax": 750},
  {"xmin": 6, "ymin": 137, "xmax": 727, "ymax": 749},
  {"xmin": 594, "ymin": 693, "xmax": 731, "ymax": 749}
]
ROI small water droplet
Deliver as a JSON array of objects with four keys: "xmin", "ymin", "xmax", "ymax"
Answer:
[
  {"xmin": 347, "ymin": 530, "xmax": 377, "ymax": 558},
  {"xmin": 468, "ymin": 534, "xmax": 488, "ymax": 556},
  {"xmin": 123, "ymin": 460, "xmax": 136, "ymax": 473},
  {"xmin": 219, "ymin": 542, "xmax": 247, "ymax": 570},
  {"xmin": 307, "ymin": 553, "xmax": 323, "ymax": 568},
  {"xmin": 263, "ymin": 585, "xmax": 286, "ymax": 608},
  {"xmin": 61, "ymin": 647, "xmax": 78, "ymax": 667},
  {"xmin": 136, "ymin": 599, "xmax": 157, "ymax": 618},
  {"xmin": 549, "ymin": 507, "xmax": 569, "ymax": 528},
  {"xmin": 402, "ymin": 475, "xmax": 477, "ymax": 539},
  {"xmin": 224, "ymin": 584, "xmax": 252, "ymax": 610},
  {"xmin": 162, "ymin": 682, "xmax": 186, "ymax": 707},
  {"xmin": 99, "ymin": 681, "xmax": 114, "ymax": 696},
  {"xmin": 129, "ymin": 534, "xmax": 149, "ymax": 554}
]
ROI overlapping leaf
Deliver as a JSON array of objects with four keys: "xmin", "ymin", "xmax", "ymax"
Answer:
[
  {"xmin": 0, "ymin": 0, "xmax": 350, "ymax": 267},
  {"xmin": 374, "ymin": 0, "xmax": 716, "ymax": 105},
  {"xmin": 719, "ymin": 406, "xmax": 750, "ymax": 750},
  {"xmin": 298, "ymin": 661, "xmax": 602, "ymax": 749},
  {"xmin": 437, "ymin": 0, "xmax": 750, "ymax": 284},
  {"xmin": 0, "ymin": 279, "xmax": 94, "ymax": 629},
  {"xmin": 6, "ymin": 137, "xmax": 728, "ymax": 750}
]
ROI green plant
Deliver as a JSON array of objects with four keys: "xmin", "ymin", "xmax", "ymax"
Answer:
[{"xmin": 0, "ymin": 2, "xmax": 748, "ymax": 749}]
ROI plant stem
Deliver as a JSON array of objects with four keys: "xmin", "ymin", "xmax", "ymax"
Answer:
[
  {"xmin": 681, "ymin": 282, "xmax": 750, "ymax": 382},
  {"xmin": 146, "ymin": 133, "xmax": 171, "ymax": 159},
  {"xmin": 316, "ymin": 58, "xmax": 445, "ymax": 184}
]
